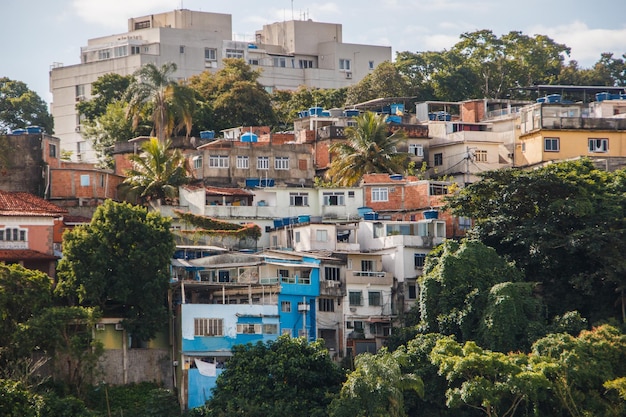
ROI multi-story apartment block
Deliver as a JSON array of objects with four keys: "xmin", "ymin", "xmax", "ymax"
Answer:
[
  {"xmin": 417, "ymin": 99, "xmax": 530, "ymax": 184},
  {"xmin": 514, "ymin": 94, "xmax": 626, "ymax": 170},
  {"xmin": 49, "ymin": 9, "xmax": 391, "ymax": 163}
]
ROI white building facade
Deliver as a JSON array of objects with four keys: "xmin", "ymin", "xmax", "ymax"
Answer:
[{"xmin": 49, "ymin": 9, "xmax": 392, "ymax": 162}]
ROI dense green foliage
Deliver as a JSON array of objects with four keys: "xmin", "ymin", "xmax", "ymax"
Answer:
[
  {"xmin": 445, "ymin": 159, "xmax": 626, "ymax": 323},
  {"xmin": 0, "ymin": 77, "xmax": 53, "ymax": 134},
  {"xmin": 121, "ymin": 137, "xmax": 191, "ymax": 204},
  {"xmin": 56, "ymin": 200, "xmax": 175, "ymax": 343},
  {"xmin": 201, "ymin": 336, "xmax": 345, "ymax": 417},
  {"xmin": 326, "ymin": 111, "xmax": 409, "ymax": 185}
]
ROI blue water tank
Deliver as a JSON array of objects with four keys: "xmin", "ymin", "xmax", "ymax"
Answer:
[
  {"xmin": 200, "ymin": 130, "xmax": 215, "ymax": 139},
  {"xmin": 283, "ymin": 217, "xmax": 293, "ymax": 226},
  {"xmin": 363, "ymin": 212, "xmax": 379, "ymax": 220},
  {"xmin": 11, "ymin": 129, "xmax": 27, "ymax": 135},
  {"xmin": 344, "ymin": 109, "xmax": 359, "ymax": 117},
  {"xmin": 357, "ymin": 206, "xmax": 373, "ymax": 216},
  {"xmin": 390, "ymin": 103, "xmax": 404, "ymax": 114},
  {"xmin": 26, "ymin": 126, "xmax": 43, "ymax": 134},
  {"xmin": 273, "ymin": 219, "xmax": 284, "ymax": 228},
  {"xmin": 321, "ymin": 110, "xmax": 331, "ymax": 117},
  {"xmin": 596, "ymin": 92, "xmax": 610, "ymax": 102},
  {"xmin": 245, "ymin": 178, "xmax": 260, "ymax": 187},
  {"xmin": 428, "ymin": 112, "xmax": 437, "ymax": 121},
  {"xmin": 298, "ymin": 215, "xmax": 311, "ymax": 223},
  {"xmin": 386, "ymin": 115, "xmax": 401, "ymax": 124},
  {"xmin": 423, "ymin": 210, "xmax": 439, "ymax": 219},
  {"xmin": 309, "ymin": 107, "xmax": 323, "ymax": 116},
  {"xmin": 241, "ymin": 132, "xmax": 258, "ymax": 142},
  {"xmin": 389, "ymin": 174, "xmax": 403, "ymax": 180},
  {"xmin": 546, "ymin": 94, "xmax": 562, "ymax": 103}
]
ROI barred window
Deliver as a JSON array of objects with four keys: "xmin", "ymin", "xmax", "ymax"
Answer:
[{"xmin": 194, "ymin": 318, "xmax": 223, "ymax": 336}]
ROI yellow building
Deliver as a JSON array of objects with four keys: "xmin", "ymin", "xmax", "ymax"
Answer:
[{"xmin": 515, "ymin": 97, "xmax": 626, "ymax": 169}]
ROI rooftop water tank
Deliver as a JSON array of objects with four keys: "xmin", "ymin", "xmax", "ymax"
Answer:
[
  {"xmin": 240, "ymin": 132, "xmax": 258, "ymax": 142},
  {"xmin": 309, "ymin": 107, "xmax": 323, "ymax": 116},
  {"xmin": 200, "ymin": 130, "xmax": 215, "ymax": 139}
]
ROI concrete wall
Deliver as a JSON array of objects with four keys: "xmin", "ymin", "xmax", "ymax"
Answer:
[{"xmin": 98, "ymin": 348, "xmax": 173, "ymax": 388}]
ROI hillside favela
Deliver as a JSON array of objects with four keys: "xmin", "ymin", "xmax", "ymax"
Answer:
[{"xmin": 3, "ymin": 5, "xmax": 626, "ymax": 417}]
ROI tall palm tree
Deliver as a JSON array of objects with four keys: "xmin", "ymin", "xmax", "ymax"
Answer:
[
  {"xmin": 326, "ymin": 111, "xmax": 409, "ymax": 186},
  {"xmin": 126, "ymin": 62, "xmax": 195, "ymax": 141},
  {"xmin": 121, "ymin": 137, "xmax": 190, "ymax": 205}
]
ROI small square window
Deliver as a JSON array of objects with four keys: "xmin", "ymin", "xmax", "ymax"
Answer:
[{"xmin": 80, "ymin": 175, "xmax": 90, "ymax": 186}]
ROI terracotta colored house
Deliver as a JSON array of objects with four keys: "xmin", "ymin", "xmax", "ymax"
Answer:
[{"xmin": 0, "ymin": 190, "xmax": 68, "ymax": 277}]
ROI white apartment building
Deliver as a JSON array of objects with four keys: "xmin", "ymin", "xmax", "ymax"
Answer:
[{"xmin": 49, "ymin": 9, "xmax": 392, "ymax": 162}]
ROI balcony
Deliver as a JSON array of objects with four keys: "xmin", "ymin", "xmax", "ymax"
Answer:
[
  {"xmin": 320, "ymin": 279, "xmax": 345, "ymax": 297},
  {"xmin": 346, "ymin": 270, "xmax": 393, "ymax": 286}
]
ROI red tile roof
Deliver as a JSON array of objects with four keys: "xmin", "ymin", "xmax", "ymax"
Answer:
[
  {"xmin": 0, "ymin": 249, "xmax": 58, "ymax": 261},
  {"xmin": 0, "ymin": 190, "xmax": 67, "ymax": 217}
]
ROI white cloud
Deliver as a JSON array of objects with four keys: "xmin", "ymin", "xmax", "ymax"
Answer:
[{"xmin": 531, "ymin": 21, "xmax": 626, "ymax": 67}]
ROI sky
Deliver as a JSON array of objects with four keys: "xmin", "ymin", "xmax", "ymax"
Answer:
[{"xmin": 2, "ymin": 0, "xmax": 625, "ymax": 106}]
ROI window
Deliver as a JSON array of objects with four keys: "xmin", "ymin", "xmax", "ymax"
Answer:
[
  {"xmin": 409, "ymin": 144, "xmax": 424, "ymax": 157},
  {"xmin": 408, "ymin": 283, "xmax": 417, "ymax": 299},
  {"xmin": 544, "ymin": 138, "xmax": 560, "ymax": 152},
  {"xmin": 323, "ymin": 192, "xmax": 345, "ymax": 206},
  {"xmin": 281, "ymin": 301, "xmax": 291, "ymax": 313},
  {"xmin": 348, "ymin": 191, "xmax": 355, "ymax": 198},
  {"xmin": 226, "ymin": 49, "xmax": 244, "ymax": 59},
  {"xmin": 521, "ymin": 142, "xmax": 526, "ymax": 152},
  {"xmin": 131, "ymin": 46, "xmax": 140, "ymax": 55},
  {"xmin": 257, "ymin": 156, "xmax": 269, "ymax": 170},
  {"xmin": 193, "ymin": 156, "xmax": 202, "ymax": 169},
  {"xmin": 194, "ymin": 318, "xmax": 223, "ymax": 336},
  {"xmin": 0, "ymin": 227, "xmax": 26, "ymax": 242},
  {"xmin": 299, "ymin": 59, "xmax": 314, "ymax": 68},
  {"xmin": 414, "ymin": 253, "xmax": 426, "ymax": 268},
  {"xmin": 361, "ymin": 260, "xmax": 374, "ymax": 272},
  {"xmin": 205, "ymin": 48, "xmax": 217, "ymax": 61},
  {"xmin": 275, "ymin": 156, "xmax": 289, "ymax": 170},
  {"xmin": 236, "ymin": 155, "xmax": 249, "ymax": 169},
  {"xmin": 49, "ymin": 143, "xmax": 57, "ymax": 158},
  {"xmin": 349, "ymin": 291, "xmax": 362, "ymax": 306},
  {"xmin": 114, "ymin": 46, "xmax": 127, "ymax": 57},
  {"xmin": 294, "ymin": 231, "xmax": 301, "ymax": 243},
  {"xmin": 209, "ymin": 155, "xmax": 229, "ymax": 168},
  {"xmin": 237, "ymin": 323, "xmax": 261, "ymax": 334},
  {"xmin": 316, "ymin": 229, "xmax": 328, "ymax": 242},
  {"xmin": 369, "ymin": 60, "xmax": 374, "ymax": 70},
  {"xmin": 134, "ymin": 20, "xmax": 150, "ymax": 29},
  {"xmin": 434, "ymin": 153, "xmax": 443, "ymax": 166},
  {"xmin": 429, "ymin": 183, "xmax": 449, "ymax": 195},
  {"xmin": 368, "ymin": 291, "xmax": 382, "ymax": 306},
  {"xmin": 458, "ymin": 216, "xmax": 472, "ymax": 230},
  {"xmin": 99, "ymin": 174, "xmax": 105, "ymax": 188},
  {"xmin": 263, "ymin": 324, "xmax": 278, "ymax": 334},
  {"xmin": 289, "ymin": 192, "xmax": 308, "ymax": 206},
  {"xmin": 318, "ymin": 298, "xmax": 335, "ymax": 312},
  {"xmin": 273, "ymin": 57, "xmax": 286, "ymax": 67},
  {"xmin": 371, "ymin": 187, "xmax": 388, "ymax": 202},
  {"xmin": 179, "ymin": 45, "xmax": 185, "ymax": 54},
  {"xmin": 97, "ymin": 49, "xmax": 111, "ymax": 60},
  {"xmin": 80, "ymin": 175, "xmax": 90, "ymax": 186},
  {"xmin": 589, "ymin": 138, "xmax": 608, "ymax": 153},
  {"xmin": 474, "ymin": 150, "xmax": 488, "ymax": 162},
  {"xmin": 325, "ymin": 266, "xmax": 340, "ymax": 281},
  {"xmin": 339, "ymin": 58, "xmax": 351, "ymax": 70}
]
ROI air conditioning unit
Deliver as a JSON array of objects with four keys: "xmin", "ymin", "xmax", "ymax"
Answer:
[
  {"xmin": 345, "ymin": 71, "xmax": 352, "ymax": 79},
  {"xmin": 349, "ymin": 307, "xmax": 357, "ymax": 313},
  {"xmin": 95, "ymin": 323, "xmax": 105, "ymax": 331},
  {"xmin": 297, "ymin": 302, "xmax": 310, "ymax": 312},
  {"xmin": 115, "ymin": 323, "xmax": 124, "ymax": 331},
  {"xmin": 327, "ymin": 280, "xmax": 339, "ymax": 288},
  {"xmin": 76, "ymin": 95, "xmax": 85, "ymax": 102}
]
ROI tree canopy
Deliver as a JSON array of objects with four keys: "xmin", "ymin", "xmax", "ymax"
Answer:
[
  {"xmin": 445, "ymin": 159, "xmax": 626, "ymax": 323},
  {"xmin": 0, "ymin": 77, "xmax": 53, "ymax": 134},
  {"xmin": 203, "ymin": 336, "xmax": 344, "ymax": 417},
  {"xmin": 55, "ymin": 200, "xmax": 175, "ymax": 342},
  {"xmin": 326, "ymin": 111, "xmax": 409, "ymax": 186}
]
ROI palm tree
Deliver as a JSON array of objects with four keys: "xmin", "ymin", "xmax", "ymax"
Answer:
[
  {"xmin": 126, "ymin": 62, "xmax": 195, "ymax": 141},
  {"xmin": 326, "ymin": 111, "xmax": 409, "ymax": 186},
  {"xmin": 121, "ymin": 137, "xmax": 190, "ymax": 205}
]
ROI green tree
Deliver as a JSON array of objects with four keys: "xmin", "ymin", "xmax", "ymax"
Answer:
[
  {"xmin": 0, "ymin": 264, "xmax": 53, "ymax": 377},
  {"xmin": 204, "ymin": 336, "xmax": 344, "ymax": 417},
  {"xmin": 418, "ymin": 239, "xmax": 529, "ymax": 347},
  {"xmin": 126, "ymin": 62, "xmax": 195, "ymax": 141},
  {"xmin": 326, "ymin": 111, "xmax": 409, "ymax": 186},
  {"xmin": 329, "ymin": 347, "xmax": 423, "ymax": 417},
  {"xmin": 55, "ymin": 200, "xmax": 175, "ymax": 344},
  {"xmin": 271, "ymin": 86, "xmax": 347, "ymax": 128},
  {"xmin": 445, "ymin": 159, "xmax": 626, "ymax": 323},
  {"xmin": 188, "ymin": 59, "xmax": 275, "ymax": 133},
  {"xmin": 531, "ymin": 325, "xmax": 626, "ymax": 417},
  {"xmin": 75, "ymin": 73, "xmax": 133, "ymax": 122},
  {"xmin": 0, "ymin": 77, "xmax": 53, "ymax": 134},
  {"xmin": 121, "ymin": 137, "xmax": 190, "ymax": 205},
  {"xmin": 430, "ymin": 337, "xmax": 550, "ymax": 417},
  {"xmin": 345, "ymin": 61, "xmax": 412, "ymax": 106}
]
